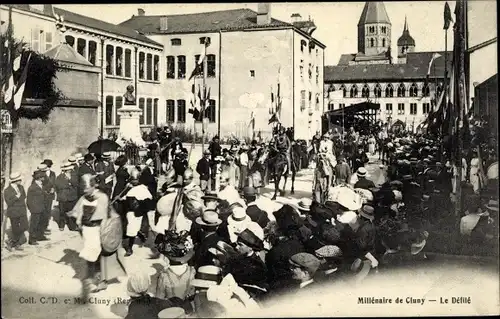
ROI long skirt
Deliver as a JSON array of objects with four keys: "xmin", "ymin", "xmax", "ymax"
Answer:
[
  {"xmin": 100, "ymin": 249, "xmax": 127, "ymax": 281},
  {"xmin": 80, "ymin": 226, "xmax": 102, "ymax": 262},
  {"xmin": 126, "ymin": 212, "xmax": 143, "ymax": 237}
]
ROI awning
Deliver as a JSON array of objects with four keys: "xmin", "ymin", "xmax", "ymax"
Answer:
[{"xmin": 325, "ymin": 102, "xmax": 380, "ymax": 117}]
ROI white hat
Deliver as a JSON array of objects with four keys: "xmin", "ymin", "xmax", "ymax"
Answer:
[
  {"xmin": 74, "ymin": 153, "xmax": 84, "ymax": 160},
  {"xmin": 356, "ymin": 167, "xmax": 367, "ymax": 177},
  {"xmin": 229, "ymin": 207, "xmax": 249, "ymax": 223},
  {"xmin": 61, "ymin": 162, "xmax": 73, "ymax": 171},
  {"xmin": 337, "ymin": 211, "xmax": 358, "ymax": 226},
  {"xmin": 37, "ymin": 163, "xmax": 48, "ymax": 172},
  {"xmin": 9, "ymin": 172, "xmax": 22, "ymax": 183}
]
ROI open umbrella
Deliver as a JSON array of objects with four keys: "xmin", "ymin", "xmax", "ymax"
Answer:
[{"xmin": 88, "ymin": 139, "xmax": 121, "ymax": 154}]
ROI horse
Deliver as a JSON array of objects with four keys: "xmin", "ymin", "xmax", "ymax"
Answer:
[
  {"xmin": 313, "ymin": 152, "xmax": 334, "ymax": 204},
  {"xmin": 258, "ymin": 145, "xmax": 298, "ymax": 200}
]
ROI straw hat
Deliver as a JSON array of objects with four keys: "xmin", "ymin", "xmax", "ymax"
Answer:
[
  {"xmin": 191, "ymin": 265, "xmax": 223, "ymax": 289},
  {"xmin": 61, "ymin": 162, "xmax": 73, "ymax": 171},
  {"xmin": 228, "ymin": 206, "xmax": 250, "ymax": 224},
  {"xmin": 9, "ymin": 172, "xmax": 22, "ymax": 183},
  {"xmin": 297, "ymin": 198, "xmax": 312, "ymax": 212},
  {"xmin": 74, "ymin": 153, "xmax": 84, "ymax": 161},
  {"xmin": 356, "ymin": 167, "xmax": 367, "ymax": 178},
  {"xmin": 359, "ymin": 205, "xmax": 375, "ymax": 221},
  {"xmin": 158, "ymin": 307, "xmax": 186, "ymax": 319},
  {"xmin": 196, "ymin": 210, "xmax": 222, "ymax": 227}
]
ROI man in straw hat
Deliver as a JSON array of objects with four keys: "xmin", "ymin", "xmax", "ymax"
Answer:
[
  {"xmin": 3, "ymin": 172, "xmax": 28, "ymax": 251},
  {"xmin": 55, "ymin": 162, "xmax": 79, "ymax": 231},
  {"xmin": 38, "ymin": 162, "xmax": 55, "ymax": 236},
  {"xmin": 193, "ymin": 210, "xmax": 226, "ymax": 269},
  {"xmin": 354, "ymin": 167, "xmax": 375, "ymax": 190},
  {"xmin": 27, "ymin": 170, "xmax": 50, "ymax": 245},
  {"xmin": 196, "ymin": 149, "xmax": 212, "ymax": 193}
]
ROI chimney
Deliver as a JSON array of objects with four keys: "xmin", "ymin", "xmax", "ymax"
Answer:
[
  {"xmin": 138, "ymin": 8, "xmax": 145, "ymax": 16},
  {"xmin": 159, "ymin": 16, "xmax": 168, "ymax": 31},
  {"xmin": 257, "ymin": 3, "xmax": 271, "ymax": 25},
  {"xmin": 291, "ymin": 13, "xmax": 302, "ymax": 23}
]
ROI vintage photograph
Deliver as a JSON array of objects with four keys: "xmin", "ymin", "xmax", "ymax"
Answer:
[{"xmin": 0, "ymin": 1, "xmax": 498, "ymax": 318}]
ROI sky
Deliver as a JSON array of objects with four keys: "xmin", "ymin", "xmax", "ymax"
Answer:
[{"xmin": 56, "ymin": 1, "xmax": 459, "ymax": 66}]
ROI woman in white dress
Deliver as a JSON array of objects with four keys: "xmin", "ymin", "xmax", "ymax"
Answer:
[{"xmin": 367, "ymin": 135, "xmax": 376, "ymax": 156}]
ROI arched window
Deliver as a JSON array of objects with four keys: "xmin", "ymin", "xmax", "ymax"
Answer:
[
  {"xmin": 422, "ymin": 83, "xmax": 430, "ymax": 97},
  {"xmin": 397, "ymin": 83, "xmax": 406, "ymax": 97},
  {"xmin": 349, "ymin": 85, "xmax": 358, "ymax": 98},
  {"xmin": 340, "ymin": 84, "xmax": 347, "ymax": 98},
  {"xmin": 382, "ymin": 38, "xmax": 386, "ymax": 47},
  {"xmin": 370, "ymin": 38, "xmax": 374, "ymax": 47},
  {"xmin": 385, "ymin": 84, "xmax": 394, "ymax": 97},
  {"xmin": 374, "ymin": 83, "xmax": 382, "ymax": 98},
  {"xmin": 409, "ymin": 83, "xmax": 418, "ymax": 97},
  {"xmin": 328, "ymin": 84, "xmax": 335, "ymax": 92},
  {"xmin": 361, "ymin": 84, "xmax": 370, "ymax": 98}
]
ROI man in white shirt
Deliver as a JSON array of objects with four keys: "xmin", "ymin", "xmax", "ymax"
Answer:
[
  {"xmin": 239, "ymin": 145, "xmax": 249, "ymax": 190},
  {"xmin": 218, "ymin": 171, "xmax": 241, "ymax": 205}
]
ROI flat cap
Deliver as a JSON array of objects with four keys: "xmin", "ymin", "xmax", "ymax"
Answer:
[{"xmin": 289, "ymin": 252, "xmax": 321, "ymax": 274}]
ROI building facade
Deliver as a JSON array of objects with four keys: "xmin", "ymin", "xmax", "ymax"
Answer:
[
  {"xmin": 324, "ymin": 1, "xmax": 450, "ymax": 132},
  {"xmin": 119, "ymin": 4, "xmax": 325, "ymax": 140}
]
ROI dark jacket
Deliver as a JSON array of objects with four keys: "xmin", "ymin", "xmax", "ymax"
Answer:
[
  {"xmin": 4, "ymin": 184, "xmax": 27, "ymax": 218},
  {"xmin": 196, "ymin": 158, "xmax": 211, "ymax": 181},
  {"xmin": 43, "ymin": 170, "xmax": 57, "ymax": 201},
  {"xmin": 335, "ymin": 162, "xmax": 352, "ymax": 184},
  {"xmin": 78, "ymin": 162, "xmax": 96, "ymax": 177},
  {"xmin": 55, "ymin": 173, "xmax": 78, "ymax": 202},
  {"xmin": 193, "ymin": 231, "xmax": 226, "ymax": 269},
  {"xmin": 354, "ymin": 178, "xmax": 376, "ymax": 190},
  {"xmin": 352, "ymin": 152, "xmax": 369, "ymax": 172},
  {"xmin": 265, "ymin": 237, "xmax": 305, "ymax": 290},
  {"xmin": 125, "ymin": 294, "xmax": 175, "ymax": 319},
  {"xmin": 27, "ymin": 182, "xmax": 46, "ymax": 215},
  {"xmin": 225, "ymin": 253, "xmax": 269, "ymax": 297},
  {"xmin": 208, "ymin": 141, "xmax": 222, "ymax": 160},
  {"xmin": 112, "ymin": 166, "xmax": 130, "ymax": 199},
  {"xmin": 139, "ymin": 167, "xmax": 157, "ymax": 198}
]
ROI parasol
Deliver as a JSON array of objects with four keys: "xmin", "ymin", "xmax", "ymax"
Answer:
[{"xmin": 87, "ymin": 139, "xmax": 121, "ymax": 154}]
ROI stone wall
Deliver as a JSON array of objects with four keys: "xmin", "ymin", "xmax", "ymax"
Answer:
[{"xmin": 11, "ymin": 105, "xmax": 98, "ymax": 190}]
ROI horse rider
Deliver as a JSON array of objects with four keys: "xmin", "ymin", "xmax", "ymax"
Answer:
[
  {"xmin": 272, "ymin": 126, "xmax": 292, "ymax": 173},
  {"xmin": 318, "ymin": 132, "xmax": 337, "ymax": 173}
]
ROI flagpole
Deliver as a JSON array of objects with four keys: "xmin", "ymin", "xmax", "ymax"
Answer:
[{"xmin": 201, "ymin": 39, "xmax": 207, "ymax": 155}]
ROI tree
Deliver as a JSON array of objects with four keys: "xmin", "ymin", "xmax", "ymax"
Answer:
[{"xmin": 0, "ymin": 14, "xmax": 65, "ymax": 176}]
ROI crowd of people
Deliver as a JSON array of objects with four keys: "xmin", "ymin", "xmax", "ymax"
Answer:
[{"xmin": 1, "ymin": 121, "xmax": 498, "ymax": 318}]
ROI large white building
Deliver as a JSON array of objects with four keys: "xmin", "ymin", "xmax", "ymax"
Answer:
[{"xmin": 324, "ymin": 1, "xmax": 451, "ymax": 132}]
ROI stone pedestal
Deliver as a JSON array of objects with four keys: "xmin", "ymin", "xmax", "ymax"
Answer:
[{"xmin": 116, "ymin": 105, "xmax": 145, "ymax": 147}]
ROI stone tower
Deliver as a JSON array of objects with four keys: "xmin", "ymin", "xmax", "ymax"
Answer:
[
  {"xmin": 397, "ymin": 16, "xmax": 416, "ymax": 64},
  {"xmin": 357, "ymin": 1, "xmax": 392, "ymax": 56}
]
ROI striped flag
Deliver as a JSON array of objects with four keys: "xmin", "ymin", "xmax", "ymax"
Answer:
[
  {"xmin": 13, "ymin": 52, "xmax": 32, "ymax": 110},
  {"xmin": 188, "ymin": 83, "xmax": 201, "ymax": 119},
  {"xmin": 188, "ymin": 37, "xmax": 211, "ymax": 81},
  {"xmin": 3, "ymin": 6, "xmax": 14, "ymax": 105},
  {"xmin": 427, "ymin": 53, "xmax": 442, "ymax": 76},
  {"xmin": 443, "ymin": 2, "xmax": 453, "ymax": 30}
]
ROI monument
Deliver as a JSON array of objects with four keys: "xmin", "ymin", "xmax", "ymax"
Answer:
[{"xmin": 116, "ymin": 85, "xmax": 145, "ymax": 147}]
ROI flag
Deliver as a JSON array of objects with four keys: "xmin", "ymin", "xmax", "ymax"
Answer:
[
  {"xmin": 12, "ymin": 55, "xmax": 21, "ymax": 72},
  {"xmin": 188, "ymin": 84, "xmax": 200, "ymax": 120},
  {"xmin": 443, "ymin": 2, "xmax": 453, "ymax": 30},
  {"xmin": 13, "ymin": 52, "xmax": 32, "ymax": 110},
  {"xmin": 3, "ymin": 6, "xmax": 14, "ymax": 105},
  {"xmin": 188, "ymin": 37, "xmax": 210, "ymax": 81},
  {"xmin": 427, "ymin": 53, "xmax": 442, "ymax": 75},
  {"xmin": 268, "ymin": 112, "xmax": 280, "ymax": 125},
  {"xmin": 248, "ymin": 111, "xmax": 255, "ymax": 128}
]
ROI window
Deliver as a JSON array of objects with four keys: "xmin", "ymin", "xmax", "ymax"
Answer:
[
  {"xmin": 410, "ymin": 103, "xmax": 417, "ymax": 115},
  {"xmin": 300, "ymin": 60, "xmax": 304, "ymax": 79},
  {"xmin": 382, "ymin": 38, "xmax": 386, "ymax": 47},
  {"xmin": 374, "ymin": 83, "xmax": 382, "ymax": 98},
  {"xmin": 206, "ymin": 99, "xmax": 216, "ymax": 123},
  {"xmin": 315, "ymin": 94, "xmax": 320, "ymax": 111},
  {"xmin": 328, "ymin": 103, "xmax": 334, "ymax": 111},
  {"xmin": 308, "ymin": 63, "xmax": 312, "ymax": 79},
  {"xmin": 385, "ymin": 103, "xmax": 393, "ymax": 114},
  {"xmin": 105, "ymin": 96, "xmax": 113, "ymax": 125},
  {"xmin": 250, "ymin": 70, "xmax": 255, "ymax": 77},
  {"xmin": 153, "ymin": 99, "xmax": 159, "ymax": 126},
  {"xmin": 340, "ymin": 84, "xmax": 347, "ymax": 97},
  {"xmin": 45, "ymin": 31, "xmax": 53, "ymax": 51},
  {"xmin": 300, "ymin": 39, "xmax": 307, "ymax": 52},
  {"xmin": 146, "ymin": 98, "xmax": 153, "ymax": 125},
  {"xmin": 200, "ymin": 37, "xmax": 210, "ymax": 44},
  {"xmin": 153, "ymin": 55, "xmax": 159, "ymax": 81},
  {"xmin": 65, "ymin": 35, "xmax": 75, "ymax": 47},
  {"xmin": 194, "ymin": 55, "xmax": 204, "ymax": 77},
  {"xmin": 409, "ymin": 83, "xmax": 418, "ymax": 97},
  {"xmin": 166, "ymin": 56, "xmax": 175, "ymax": 79},
  {"xmin": 370, "ymin": 38, "xmax": 374, "ymax": 47},
  {"xmin": 385, "ymin": 84, "xmax": 394, "ymax": 97},
  {"xmin": 397, "ymin": 83, "xmax": 406, "ymax": 97},
  {"xmin": 422, "ymin": 103, "xmax": 431, "ymax": 114},
  {"xmin": 124, "ymin": 49, "xmax": 131, "ymax": 77},
  {"xmin": 171, "ymin": 38, "xmax": 181, "ymax": 46},
  {"xmin": 166, "ymin": 100, "xmax": 175, "ymax": 122},
  {"xmin": 327, "ymin": 84, "xmax": 335, "ymax": 92},
  {"xmin": 398, "ymin": 103, "xmax": 405, "ymax": 115},
  {"xmin": 176, "ymin": 55, "xmax": 186, "ymax": 79},
  {"xmin": 422, "ymin": 84, "xmax": 430, "ymax": 97},
  {"xmin": 146, "ymin": 53, "xmax": 153, "ymax": 80},
  {"xmin": 89, "ymin": 41, "xmax": 98, "ymax": 66},
  {"xmin": 349, "ymin": 85, "xmax": 358, "ymax": 98},
  {"xmin": 139, "ymin": 52, "xmax": 145, "ymax": 79},
  {"xmin": 77, "ymin": 38, "xmax": 87, "ymax": 59},
  {"xmin": 316, "ymin": 66, "xmax": 319, "ymax": 84},
  {"xmin": 339, "ymin": 103, "xmax": 345, "ymax": 109},
  {"xmin": 31, "ymin": 28, "xmax": 40, "ymax": 52},
  {"xmin": 361, "ymin": 84, "xmax": 370, "ymax": 98},
  {"xmin": 139, "ymin": 98, "xmax": 145, "ymax": 125},
  {"xmin": 115, "ymin": 96, "xmax": 122, "ymax": 126},
  {"xmin": 300, "ymin": 90, "xmax": 306, "ymax": 111},
  {"xmin": 177, "ymin": 100, "xmax": 186, "ymax": 123},
  {"xmin": 308, "ymin": 91, "xmax": 312, "ymax": 109},
  {"xmin": 381, "ymin": 26, "xmax": 387, "ymax": 34},
  {"xmin": 106, "ymin": 45, "xmax": 114, "ymax": 75},
  {"xmin": 115, "ymin": 46, "xmax": 123, "ymax": 76},
  {"xmin": 207, "ymin": 54, "xmax": 216, "ymax": 77}
]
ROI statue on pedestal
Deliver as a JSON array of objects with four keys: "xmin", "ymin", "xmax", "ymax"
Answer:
[{"xmin": 123, "ymin": 85, "xmax": 136, "ymax": 105}]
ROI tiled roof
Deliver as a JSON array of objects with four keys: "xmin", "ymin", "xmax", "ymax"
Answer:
[
  {"xmin": 4, "ymin": 5, "xmax": 162, "ymax": 47},
  {"xmin": 325, "ymin": 51, "xmax": 452, "ymax": 82},
  {"xmin": 44, "ymin": 43, "xmax": 93, "ymax": 66},
  {"xmin": 53, "ymin": 7, "xmax": 162, "ymax": 47},
  {"xmin": 119, "ymin": 8, "xmax": 291, "ymax": 34},
  {"xmin": 358, "ymin": 2, "xmax": 391, "ymax": 25}
]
